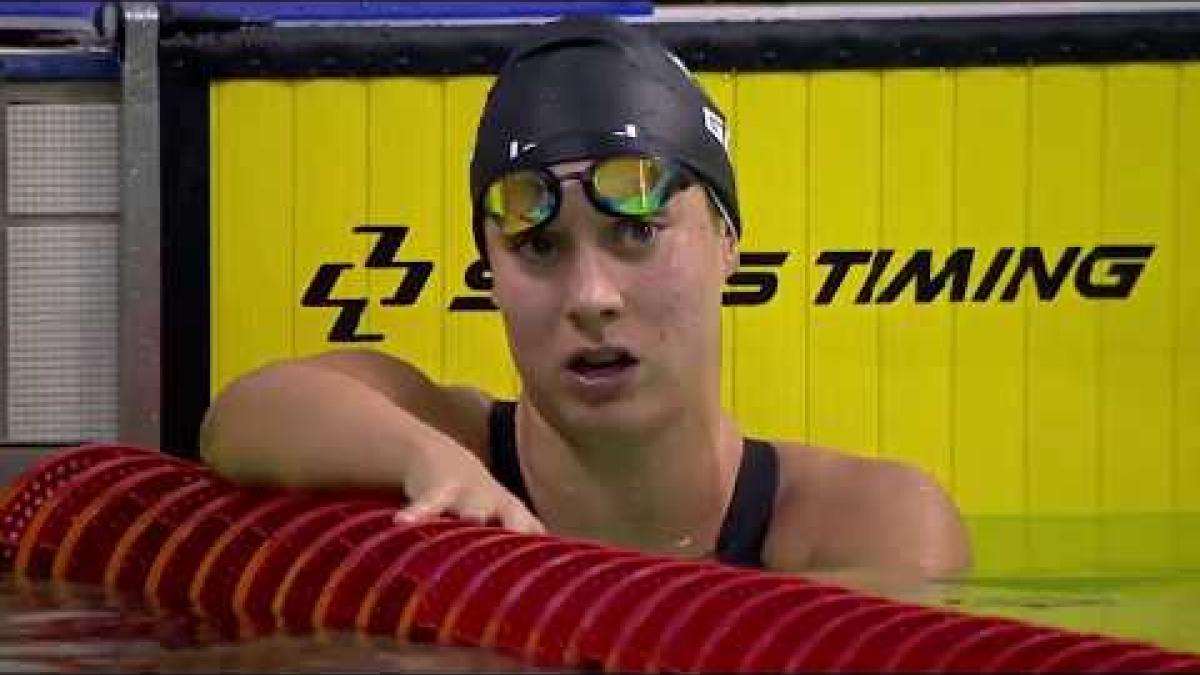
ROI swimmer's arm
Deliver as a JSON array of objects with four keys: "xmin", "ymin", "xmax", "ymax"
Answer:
[
  {"xmin": 199, "ymin": 350, "xmax": 543, "ymax": 533},
  {"xmin": 199, "ymin": 349, "xmax": 490, "ymax": 485},
  {"xmin": 766, "ymin": 454, "xmax": 970, "ymax": 582}
]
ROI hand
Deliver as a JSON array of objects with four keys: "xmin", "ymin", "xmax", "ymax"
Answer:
[{"xmin": 393, "ymin": 437, "xmax": 545, "ymax": 535}]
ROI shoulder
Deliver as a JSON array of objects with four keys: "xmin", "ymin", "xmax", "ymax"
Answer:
[
  {"xmin": 763, "ymin": 440, "xmax": 970, "ymax": 580},
  {"xmin": 303, "ymin": 349, "xmax": 498, "ymax": 459}
]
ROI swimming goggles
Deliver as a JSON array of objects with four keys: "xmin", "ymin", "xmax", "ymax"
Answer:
[{"xmin": 481, "ymin": 154, "xmax": 698, "ymax": 237}]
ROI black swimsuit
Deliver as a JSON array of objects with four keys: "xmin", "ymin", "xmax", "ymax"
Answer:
[{"xmin": 486, "ymin": 401, "xmax": 779, "ymax": 568}]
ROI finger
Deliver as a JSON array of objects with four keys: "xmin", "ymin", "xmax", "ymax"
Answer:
[
  {"xmin": 526, "ymin": 517, "xmax": 547, "ymax": 535},
  {"xmin": 394, "ymin": 485, "xmax": 458, "ymax": 524},
  {"xmin": 452, "ymin": 499, "xmax": 495, "ymax": 525},
  {"xmin": 498, "ymin": 502, "xmax": 545, "ymax": 535}
]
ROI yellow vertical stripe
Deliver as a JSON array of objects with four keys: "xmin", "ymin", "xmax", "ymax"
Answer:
[
  {"xmin": 1099, "ymin": 65, "xmax": 1176, "ymax": 515},
  {"xmin": 1022, "ymin": 67, "xmax": 1106, "ymax": 573},
  {"xmin": 210, "ymin": 81, "xmax": 295, "ymax": 393},
  {"xmin": 730, "ymin": 73, "xmax": 809, "ymax": 440},
  {"xmin": 877, "ymin": 69, "xmax": 954, "ymax": 489},
  {"xmin": 365, "ymin": 78, "xmax": 445, "ymax": 379},
  {"xmin": 1025, "ymin": 67, "xmax": 1103, "ymax": 521},
  {"xmin": 292, "ymin": 81, "xmax": 369, "ymax": 358},
  {"xmin": 807, "ymin": 71, "xmax": 881, "ymax": 456},
  {"xmin": 697, "ymin": 73, "xmax": 739, "ymax": 414},
  {"xmin": 441, "ymin": 76, "xmax": 517, "ymax": 397},
  {"xmin": 1180, "ymin": 64, "xmax": 1200, "ymax": 513},
  {"xmin": 952, "ymin": 68, "xmax": 1028, "ymax": 515}
]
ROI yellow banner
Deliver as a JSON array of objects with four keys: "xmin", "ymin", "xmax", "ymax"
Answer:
[{"xmin": 210, "ymin": 64, "xmax": 1200, "ymax": 522}]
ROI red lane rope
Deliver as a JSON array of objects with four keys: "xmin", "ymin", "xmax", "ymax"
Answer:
[
  {"xmin": 828, "ymin": 604, "xmax": 943, "ymax": 671},
  {"xmin": 525, "ymin": 554, "xmax": 649, "ymax": 667},
  {"xmin": 233, "ymin": 499, "xmax": 385, "ymax": 636},
  {"xmin": 402, "ymin": 531, "xmax": 533, "ymax": 643},
  {"xmin": 437, "ymin": 539, "xmax": 577, "ymax": 647},
  {"xmin": 1, "ymin": 444, "xmax": 1196, "ymax": 673},
  {"xmin": 693, "ymin": 583, "xmax": 843, "ymax": 670},
  {"xmin": 564, "ymin": 558, "xmax": 703, "ymax": 666},
  {"xmin": 104, "ymin": 476, "xmax": 226, "ymax": 591},
  {"xmin": 54, "ymin": 464, "xmax": 204, "ymax": 584},
  {"xmin": 314, "ymin": 514, "xmax": 457, "ymax": 631}
]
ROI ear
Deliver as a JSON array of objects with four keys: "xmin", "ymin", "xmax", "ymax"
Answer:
[{"xmin": 720, "ymin": 221, "xmax": 740, "ymax": 281}]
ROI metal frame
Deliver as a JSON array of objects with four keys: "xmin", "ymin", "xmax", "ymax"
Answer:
[
  {"xmin": 648, "ymin": 1, "xmax": 1200, "ymax": 22},
  {"xmin": 118, "ymin": 1, "xmax": 160, "ymax": 447},
  {"xmin": 158, "ymin": 10, "xmax": 1200, "ymax": 79}
]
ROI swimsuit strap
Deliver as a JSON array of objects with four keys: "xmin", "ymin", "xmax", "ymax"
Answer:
[
  {"xmin": 487, "ymin": 400, "xmax": 535, "ymax": 511},
  {"xmin": 713, "ymin": 438, "xmax": 779, "ymax": 568}
]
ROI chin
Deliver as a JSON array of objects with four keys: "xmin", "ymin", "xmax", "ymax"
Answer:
[{"xmin": 540, "ymin": 387, "xmax": 667, "ymax": 442}]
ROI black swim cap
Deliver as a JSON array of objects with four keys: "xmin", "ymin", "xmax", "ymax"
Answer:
[{"xmin": 469, "ymin": 15, "xmax": 740, "ymax": 260}]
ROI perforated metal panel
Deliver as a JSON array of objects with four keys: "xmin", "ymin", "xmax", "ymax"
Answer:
[
  {"xmin": 5, "ymin": 222, "xmax": 118, "ymax": 441},
  {"xmin": 5, "ymin": 103, "xmax": 118, "ymax": 215},
  {"xmin": 2, "ymin": 92, "xmax": 121, "ymax": 446}
]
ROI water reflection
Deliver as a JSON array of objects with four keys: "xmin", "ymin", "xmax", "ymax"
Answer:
[
  {"xmin": 780, "ymin": 562, "xmax": 1199, "ymax": 655},
  {"xmin": 0, "ymin": 575, "xmax": 549, "ymax": 673},
  {"xmin": 0, "ymin": 552, "xmax": 1197, "ymax": 670}
]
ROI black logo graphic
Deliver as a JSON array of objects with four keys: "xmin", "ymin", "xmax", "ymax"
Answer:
[
  {"xmin": 447, "ymin": 259, "xmax": 497, "ymax": 311},
  {"xmin": 814, "ymin": 245, "xmax": 1154, "ymax": 305},
  {"xmin": 301, "ymin": 225, "xmax": 433, "ymax": 342},
  {"xmin": 359, "ymin": 226, "xmax": 435, "ymax": 307},
  {"xmin": 301, "ymin": 262, "xmax": 380, "ymax": 342},
  {"xmin": 724, "ymin": 252, "xmax": 790, "ymax": 306},
  {"xmin": 301, "ymin": 227, "xmax": 1152, "ymax": 343}
]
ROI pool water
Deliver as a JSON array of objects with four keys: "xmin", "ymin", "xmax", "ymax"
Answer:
[
  {"xmin": 941, "ymin": 513, "xmax": 1200, "ymax": 654},
  {"xmin": 0, "ymin": 575, "xmax": 548, "ymax": 672},
  {"xmin": 915, "ymin": 574, "xmax": 1200, "ymax": 654},
  {"xmin": 0, "ymin": 515, "xmax": 1195, "ymax": 671}
]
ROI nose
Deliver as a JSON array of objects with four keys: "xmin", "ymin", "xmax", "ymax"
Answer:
[{"xmin": 564, "ymin": 244, "xmax": 624, "ymax": 334}]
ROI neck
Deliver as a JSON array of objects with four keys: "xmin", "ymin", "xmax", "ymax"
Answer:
[{"xmin": 515, "ymin": 396, "xmax": 743, "ymax": 557}]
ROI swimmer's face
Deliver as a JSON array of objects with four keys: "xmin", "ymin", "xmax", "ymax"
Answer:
[{"xmin": 486, "ymin": 159, "xmax": 737, "ymax": 438}]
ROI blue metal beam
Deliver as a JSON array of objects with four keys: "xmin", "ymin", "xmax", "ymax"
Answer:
[
  {"xmin": 0, "ymin": 52, "xmax": 118, "ymax": 81},
  {"xmin": 0, "ymin": 2, "xmax": 101, "ymax": 19},
  {"xmin": 164, "ymin": 2, "xmax": 651, "ymax": 23}
]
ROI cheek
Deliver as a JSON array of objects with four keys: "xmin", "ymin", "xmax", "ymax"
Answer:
[
  {"xmin": 634, "ymin": 247, "xmax": 724, "ymax": 338},
  {"xmin": 492, "ymin": 269, "xmax": 558, "ymax": 349}
]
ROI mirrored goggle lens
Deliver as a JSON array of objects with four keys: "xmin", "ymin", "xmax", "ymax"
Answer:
[
  {"xmin": 483, "ymin": 170, "xmax": 555, "ymax": 235},
  {"xmin": 592, "ymin": 155, "xmax": 681, "ymax": 218},
  {"xmin": 482, "ymin": 155, "xmax": 687, "ymax": 237}
]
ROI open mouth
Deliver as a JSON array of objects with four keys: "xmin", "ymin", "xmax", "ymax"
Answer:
[{"xmin": 566, "ymin": 348, "xmax": 640, "ymax": 379}]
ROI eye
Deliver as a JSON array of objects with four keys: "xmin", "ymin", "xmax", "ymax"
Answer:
[
  {"xmin": 612, "ymin": 218, "xmax": 662, "ymax": 250},
  {"xmin": 510, "ymin": 228, "xmax": 562, "ymax": 264}
]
